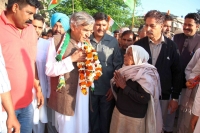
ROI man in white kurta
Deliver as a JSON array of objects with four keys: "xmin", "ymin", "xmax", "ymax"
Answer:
[
  {"xmin": 45, "ymin": 12, "xmax": 95, "ymax": 133},
  {"xmin": 31, "ymin": 14, "xmax": 50, "ymax": 133},
  {"xmin": 183, "ymin": 48, "xmax": 200, "ymax": 132},
  {"xmin": 32, "ymin": 38, "xmax": 51, "ymax": 133}
]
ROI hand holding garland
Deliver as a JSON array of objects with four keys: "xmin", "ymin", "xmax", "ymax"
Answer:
[{"xmin": 71, "ymin": 49, "xmax": 86, "ymax": 62}]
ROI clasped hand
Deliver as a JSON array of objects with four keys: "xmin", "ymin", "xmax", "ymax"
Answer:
[{"xmin": 114, "ymin": 70, "xmax": 126, "ymax": 89}]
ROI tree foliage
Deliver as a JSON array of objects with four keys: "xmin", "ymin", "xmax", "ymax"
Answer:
[{"xmin": 44, "ymin": 0, "xmax": 142, "ymax": 28}]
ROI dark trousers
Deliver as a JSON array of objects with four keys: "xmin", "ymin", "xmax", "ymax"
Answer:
[{"xmin": 89, "ymin": 94, "xmax": 115, "ymax": 133}]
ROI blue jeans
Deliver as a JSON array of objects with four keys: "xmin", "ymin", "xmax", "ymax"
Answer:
[{"xmin": 15, "ymin": 103, "xmax": 34, "ymax": 133}]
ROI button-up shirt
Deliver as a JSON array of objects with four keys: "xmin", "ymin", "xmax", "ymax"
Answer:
[
  {"xmin": 90, "ymin": 34, "xmax": 122, "ymax": 95},
  {"xmin": 149, "ymin": 35, "xmax": 165, "ymax": 66}
]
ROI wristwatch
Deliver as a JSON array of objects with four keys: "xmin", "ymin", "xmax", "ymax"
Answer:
[{"xmin": 172, "ymin": 99, "xmax": 178, "ymax": 102}]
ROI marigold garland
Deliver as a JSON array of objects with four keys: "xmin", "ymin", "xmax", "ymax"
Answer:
[{"xmin": 77, "ymin": 40, "xmax": 102, "ymax": 95}]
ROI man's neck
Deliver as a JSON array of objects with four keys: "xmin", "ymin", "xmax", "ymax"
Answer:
[
  {"xmin": 150, "ymin": 34, "xmax": 162, "ymax": 45},
  {"xmin": 5, "ymin": 11, "xmax": 23, "ymax": 34},
  {"xmin": 5, "ymin": 11, "xmax": 16, "ymax": 27},
  {"xmin": 93, "ymin": 33, "xmax": 104, "ymax": 43},
  {"xmin": 186, "ymin": 33, "xmax": 196, "ymax": 38}
]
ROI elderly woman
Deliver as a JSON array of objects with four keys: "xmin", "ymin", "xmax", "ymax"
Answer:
[{"xmin": 110, "ymin": 45, "xmax": 163, "ymax": 133}]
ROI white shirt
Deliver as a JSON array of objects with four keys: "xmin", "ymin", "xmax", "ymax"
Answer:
[
  {"xmin": 0, "ymin": 45, "xmax": 11, "ymax": 131},
  {"xmin": 185, "ymin": 48, "xmax": 200, "ymax": 80}
]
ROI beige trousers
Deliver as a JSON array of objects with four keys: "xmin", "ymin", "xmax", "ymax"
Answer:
[{"xmin": 110, "ymin": 107, "xmax": 145, "ymax": 133}]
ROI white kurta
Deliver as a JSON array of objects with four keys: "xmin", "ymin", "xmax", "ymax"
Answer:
[
  {"xmin": 193, "ymin": 84, "xmax": 200, "ymax": 133},
  {"xmin": 32, "ymin": 38, "xmax": 51, "ymax": 133},
  {"xmin": 185, "ymin": 48, "xmax": 200, "ymax": 132},
  {"xmin": 45, "ymin": 38, "xmax": 89, "ymax": 133}
]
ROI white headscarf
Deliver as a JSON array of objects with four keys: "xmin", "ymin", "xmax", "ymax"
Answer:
[
  {"xmin": 112, "ymin": 45, "xmax": 163, "ymax": 133},
  {"xmin": 126, "ymin": 45, "xmax": 149, "ymax": 65}
]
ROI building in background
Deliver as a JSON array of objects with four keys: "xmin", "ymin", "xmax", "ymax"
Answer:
[{"xmin": 0, "ymin": 0, "xmax": 7, "ymax": 12}]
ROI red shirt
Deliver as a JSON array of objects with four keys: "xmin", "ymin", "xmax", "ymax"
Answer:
[{"xmin": 0, "ymin": 11, "xmax": 38, "ymax": 110}]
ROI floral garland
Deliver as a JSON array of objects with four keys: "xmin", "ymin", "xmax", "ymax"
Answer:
[
  {"xmin": 77, "ymin": 40, "xmax": 102, "ymax": 95},
  {"xmin": 55, "ymin": 31, "xmax": 70, "ymax": 91}
]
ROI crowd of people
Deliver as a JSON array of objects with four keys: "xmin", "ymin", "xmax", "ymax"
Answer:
[{"xmin": 1, "ymin": 0, "xmax": 200, "ymax": 133}]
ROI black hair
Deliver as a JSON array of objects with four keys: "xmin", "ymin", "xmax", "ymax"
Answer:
[
  {"xmin": 42, "ymin": 31, "xmax": 47, "ymax": 36},
  {"xmin": 93, "ymin": 12, "xmax": 108, "ymax": 21},
  {"xmin": 33, "ymin": 14, "xmax": 44, "ymax": 23},
  {"xmin": 47, "ymin": 29, "xmax": 53, "ymax": 34},
  {"xmin": 7, "ymin": 0, "xmax": 40, "ymax": 11},
  {"xmin": 121, "ymin": 30, "xmax": 134, "ymax": 38},
  {"xmin": 133, "ymin": 33, "xmax": 138, "ymax": 41},
  {"xmin": 113, "ymin": 30, "xmax": 119, "ymax": 33},
  {"xmin": 144, "ymin": 10, "xmax": 165, "ymax": 24},
  {"xmin": 138, "ymin": 25, "xmax": 144, "ymax": 32},
  {"xmin": 185, "ymin": 13, "xmax": 200, "ymax": 24}
]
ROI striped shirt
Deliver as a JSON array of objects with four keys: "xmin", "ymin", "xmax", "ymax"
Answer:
[
  {"xmin": 0, "ymin": 45, "xmax": 11, "ymax": 93},
  {"xmin": 0, "ymin": 45, "xmax": 11, "ymax": 132}
]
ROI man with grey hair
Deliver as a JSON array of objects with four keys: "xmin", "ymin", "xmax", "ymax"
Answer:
[
  {"xmin": 45, "ymin": 11, "xmax": 94, "ymax": 133},
  {"xmin": 134, "ymin": 10, "xmax": 182, "ymax": 133}
]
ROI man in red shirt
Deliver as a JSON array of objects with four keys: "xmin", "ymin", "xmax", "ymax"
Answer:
[{"xmin": 0, "ymin": 0, "xmax": 44, "ymax": 133}]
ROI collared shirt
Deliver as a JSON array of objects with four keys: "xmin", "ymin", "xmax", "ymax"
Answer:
[
  {"xmin": 149, "ymin": 35, "xmax": 165, "ymax": 66},
  {"xmin": 0, "ymin": 45, "xmax": 11, "ymax": 132},
  {"xmin": 90, "ymin": 33, "xmax": 122, "ymax": 95},
  {"xmin": 0, "ymin": 11, "xmax": 38, "ymax": 110}
]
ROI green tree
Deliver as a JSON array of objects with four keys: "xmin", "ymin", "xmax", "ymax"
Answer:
[{"xmin": 46, "ymin": 0, "xmax": 141, "ymax": 28}]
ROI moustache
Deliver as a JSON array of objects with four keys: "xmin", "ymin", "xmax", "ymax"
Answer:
[
  {"xmin": 146, "ymin": 31, "xmax": 153, "ymax": 35},
  {"xmin": 183, "ymin": 29, "xmax": 191, "ymax": 32},
  {"xmin": 97, "ymin": 30, "xmax": 104, "ymax": 33},
  {"xmin": 164, "ymin": 31, "xmax": 170, "ymax": 34},
  {"xmin": 53, "ymin": 31, "xmax": 61, "ymax": 35},
  {"xmin": 26, "ymin": 20, "xmax": 32, "ymax": 24}
]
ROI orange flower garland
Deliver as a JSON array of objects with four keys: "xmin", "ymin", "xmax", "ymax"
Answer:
[{"xmin": 77, "ymin": 40, "xmax": 102, "ymax": 95}]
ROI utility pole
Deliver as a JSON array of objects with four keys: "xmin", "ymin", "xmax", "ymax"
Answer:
[
  {"xmin": 132, "ymin": 0, "xmax": 136, "ymax": 29},
  {"xmin": 72, "ymin": 0, "xmax": 74, "ymax": 13}
]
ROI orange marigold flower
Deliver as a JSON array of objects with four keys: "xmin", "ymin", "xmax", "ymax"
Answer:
[
  {"xmin": 86, "ymin": 70, "xmax": 91, "ymax": 76},
  {"xmin": 85, "ymin": 60, "xmax": 91, "ymax": 65},
  {"xmin": 80, "ymin": 81, "xmax": 87, "ymax": 86},
  {"xmin": 92, "ymin": 49, "xmax": 96, "ymax": 52},
  {"xmin": 96, "ymin": 72, "xmax": 101, "ymax": 77},
  {"xmin": 87, "ymin": 66, "xmax": 93, "ymax": 70},
  {"xmin": 95, "ymin": 67, "xmax": 102, "ymax": 71},
  {"xmin": 80, "ymin": 74, "xmax": 85, "ymax": 80},
  {"xmin": 87, "ymin": 53, "xmax": 93, "ymax": 58},
  {"xmin": 86, "ymin": 81, "xmax": 92, "ymax": 87},
  {"xmin": 94, "ymin": 76, "xmax": 99, "ymax": 80},
  {"xmin": 78, "ymin": 64, "xmax": 82, "ymax": 68},
  {"xmin": 81, "ymin": 88, "xmax": 87, "ymax": 95},
  {"xmin": 94, "ymin": 56, "xmax": 98, "ymax": 61}
]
